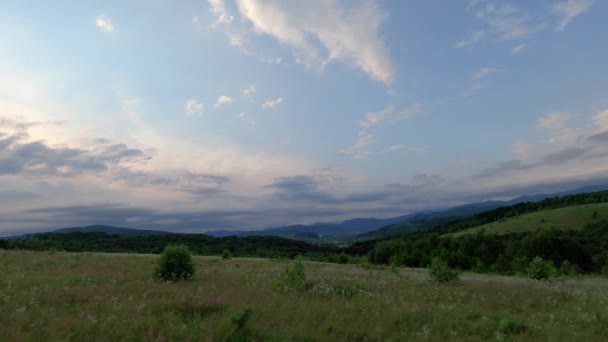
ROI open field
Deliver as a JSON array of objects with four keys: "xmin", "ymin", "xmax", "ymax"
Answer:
[
  {"xmin": 1, "ymin": 250, "xmax": 607, "ymax": 341},
  {"xmin": 448, "ymin": 203, "xmax": 608, "ymax": 237}
]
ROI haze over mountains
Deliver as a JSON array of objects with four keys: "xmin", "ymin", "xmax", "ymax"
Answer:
[{"xmin": 12, "ymin": 184, "xmax": 608, "ymax": 240}]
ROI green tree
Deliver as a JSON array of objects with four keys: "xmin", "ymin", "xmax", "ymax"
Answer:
[
  {"xmin": 428, "ymin": 257, "xmax": 459, "ymax": 284},
  {"xmin": 527, "ymin": 256, "xmax": 552, "ymax": 280},
  {"xmin": 155, "ymin": 244, "xmax": 196, "ymax": 281}
]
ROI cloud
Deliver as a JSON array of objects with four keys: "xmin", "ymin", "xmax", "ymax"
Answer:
[
  {"xmin": 551, "ymin": 0, "xmax": 595, "ymax": 31},
  {"xmin": 460, "ymin": 2, "xmax": 546, "ymax": 47},
  {"xmin": 339, "ymin": 130, "xmax": 374, "ymax": 160},
  {"xmin": 388, "ymin": 144, "xmax": 424, "ymax": 153},
  {"xmin": 95, "ymin": 15, "xmax": 114, "ymax": 33},
  {"xmin": 236, "ymin": 0, "xmax": 395, "ymax": 85},
  {"xmin": 342, "ymin": 104, "xmax": 421, "ymax": 159},
  {"xmin": 472, "ymin": 67, "xmax": 498, "ymax": 81},
  {"xmin": 511, "ymin": 43, "xmax": 526, "ymax": 54},
  {"xmin": 455, "ymin": 30, "xmax": 486, "ymax": 48},
  {"xmin": 185, "ymin": 99, "xmax": 204, "ymax": 116},
  {"xmin": 262, "ymin": 97, "xmax": 283, "ymax": 109},
  {"xmin": 208, "ymin": 0, "xmax": 234, "ymax": 24},
  {"xmin": 0, "ymin": 132, "xmax": 150, "ymax": 177},
  {"xmin": 243, "ymin": 84, "xmax": 256, "ymax": 97},
  {"xmin": 236, "ymin": 112, "xmax": 256, "ymax": 126},
  {"xmin": 214, "ymin": 95, "xmax": 235, "ymax": 108},
  {"xmin": 538, "ymin": 112, "xmax": 569, "ymax": 130},
  {"xmin": 476, "ymin": 108, "xmax": 608, "ymax": 179}
]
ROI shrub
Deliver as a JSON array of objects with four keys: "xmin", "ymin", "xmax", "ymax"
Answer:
[
  {"xmin": 559, "ymin": 260, "xmax": 578, "ymax": 276},
  {"xmin": 277, "ymin": 255, "xmax": 308, "ymax": 291},
  {"xmin": 337, "ymin": 253, "xmax": 349, "ymax": 264},
  {"xmin": 527, "ymin": 256, "xmax": 552, "ymax": 280},
  {"xmin": 155, "ymin": 244, "xmax": 196, "ymax": 281},
  {"xmin": 232, "ymin": 307, "xmax": 253, "ymax": 330},
  {"xmin": 496, "ymin": 318, "xmax": 527, "ymax": 338},
  {"xmin": 428, "ymin": 257, "xmax": 459, "ymax": 284},
  {"xmin": 222, "ymin": 249, "xmax": 232, "ymax": 260}
]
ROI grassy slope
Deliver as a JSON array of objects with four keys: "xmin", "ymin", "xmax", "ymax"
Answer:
[
  {"xmin": 448, "ymin": 203, "xmax": 608, "ymax": 237},
  {"xmin": 1, "ymin": 250, "xmax": 607, "ymax": 340}
]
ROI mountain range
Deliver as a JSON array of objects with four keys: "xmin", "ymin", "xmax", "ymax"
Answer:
[{"xmin": 6, "ymin": 184, "xmax": 608, "ymax": 240}]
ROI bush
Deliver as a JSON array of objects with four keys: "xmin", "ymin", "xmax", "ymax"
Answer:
[
  {"xmin": 155, "ymin": 244, "xmax": 196, "ymax": 281},
  {"xmin": 428, "ymin": 257, "xmax": 459, "ymax": 284},
  {"xmin": 277, "ymin": 255, "xmax": 308, "ymax": 291},
  {"xmin": 222, "ymin": 249, "xmax": 232, "ymax": 260},
  {"xmin": 496, "ymin": 318, "xmax": 527, "ymax": 338},
  {"xmin": 527, "ymin": 256, "xmax": 552, "ymax": 280},
  {"xmin": 559, "ymin": 260, "xmax": 578, "ymax": 276}
]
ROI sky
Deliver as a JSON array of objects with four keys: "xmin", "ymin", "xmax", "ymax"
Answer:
[{"xmin": 1, "ymin": 0, "xmax": 608, "ymax": 235}]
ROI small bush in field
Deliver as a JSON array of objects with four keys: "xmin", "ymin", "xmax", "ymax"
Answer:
[
  {"xmin": 428, "ymin": 258, "xmax": 459, "ymax": 284},
  {"xmin": 496, "ymin": 318, "xmax": 527, "ymax": 339},
  {"xmin": 155, "ymin": 245, "xmax": 195, "ymax": 281},
  {"xmin": 527, "ymin": 256, "xmax": 552, "ymax": 280},
  {"xmin": 276, "ymin": 256, "xmax": 308, "ymax": 292},
  {"xmin": 222, "ymin": 249, "xmax": 232, "ymax": 260}
]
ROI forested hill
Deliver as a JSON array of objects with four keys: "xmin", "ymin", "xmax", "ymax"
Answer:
[{"xmin": 433, "ymin": 190, "xmax": 608, "ymax": 235}]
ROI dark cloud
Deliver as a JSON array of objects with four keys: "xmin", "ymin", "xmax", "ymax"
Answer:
[
  {"xmin": 267, "ymin": 175, "xmax": 341, "ymax": 204},
  {"xmin": 588, "ymin": 130, "xmax": 608, "ymax": 142},
  {"xmin": 0, "ymin": 132, "xmax": 151, "ymax": 177}
]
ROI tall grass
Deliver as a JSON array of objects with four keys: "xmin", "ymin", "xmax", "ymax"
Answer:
[{"xmin": 1, "ymin": 250, "xmax": 607, "ymax": 340}]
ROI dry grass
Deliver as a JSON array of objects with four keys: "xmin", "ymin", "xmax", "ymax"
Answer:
[{"xmin": 1, "ymin": 250, "xmax": 607, "ymax": 341}]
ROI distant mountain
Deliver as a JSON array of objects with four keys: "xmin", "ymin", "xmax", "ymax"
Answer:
[
  {"xmin": 359, "ymin": 184, "xmax": 608, "ymax": 240},
  {"xmin": 53, "ymin": 225, "xmax": 172, "ymax": 236},
  {"xmin": 205, "ymin": 214, "xmax": 415, "ymax": 238},
  {"xmin": 207, "ymin": 184, "xmax": 608, "ymax": 241}
]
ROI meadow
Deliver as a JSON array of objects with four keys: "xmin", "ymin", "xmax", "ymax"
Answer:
[
  {"xmin": 448, "ymin": 203, "xmax": 608, "ymax": 237},
  {"xmin": 1, "ymin": 250, "xmax": 607, "ymax": 341}
]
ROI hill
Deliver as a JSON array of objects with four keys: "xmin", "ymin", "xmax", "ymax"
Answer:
[
  {"xmin": 358, "ymin": 184, "xmax": 608, "ymax": 240},
  {"xmin": 448, "ymin": 203, "xmax": 608, "ymax": 237},
  {"xmin": 205, "ymin": 214, "xmax": 414, "ymax": 239}
]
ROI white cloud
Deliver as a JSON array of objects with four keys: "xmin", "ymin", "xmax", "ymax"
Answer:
[
  {"xmin": 510, "ymin": 43, "xmax": 526, "ymax": 54},
  {"xmin": 261, "ymin": 57, "xmax": 283, "ymax": 64},
  {"xmin": 551, "ymin": 0, "xmax": 595, "ymax": 31},
  {"xmin": 360, "ymin": 104, "xmax": 421, "ymax": 128},
  {"xmin": 208, "ymin": 0, "xmax": 234, "ymax": 24},
  {"xmin": 262, "ymin": 97, "xmax": 283, "ymax": 109},
  {"xmin": 95, "ymin": 15, "xmax": 114, "ymax": 33},
  {"xmin": 455, "ymin": 30, "xmax": 486, "ymax": 48},
  {"xmin": 461, "ymin": 2, "xmax": 546, "ymax": 46},
  {"xmin": 236, "ymin": 0, "xmax": 395, "ymax": 85},
  {"xmin": 237, "ymin": 112, "xmax": 256, "ymax": 125},
  {"xmin": 472, "ymin": 67, "xmax": 498, "ymax": 81},
  {"xmin": 214, "ymin": 95, "xmax": 235, "ymax": 108},
  {"xmin": 340, "ymin": 131, "xmax": 374, "ymax": 160},
  {"xmin": 388, "ymin": 144, "xmax": 424, "ymax": 153},
  {"xmin": 343, "ymin": 104, "xmax": 421, "ymax": 159},
  {"xmin": 243, "ymin": 84, "xmax": 256, "ymax": 97},
  {"xmin": 185, "ymin": 99, "xmax": 204, "ymax": 116},
  {"xmin": 538, "ymin": 112, "xmax": 569, "ymax": 130},
  {"xmin": 593, "ymin": 109, "xmax": 608, "ymax": 130}
]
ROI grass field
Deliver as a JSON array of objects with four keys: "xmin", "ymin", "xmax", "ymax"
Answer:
[
  {"xmin": 1, "ymin": 250, "xmax": 607, "ymax": 341},
  {"xmin": 447, "ymin": 203, "xmax": 608, "ymax": 237}
]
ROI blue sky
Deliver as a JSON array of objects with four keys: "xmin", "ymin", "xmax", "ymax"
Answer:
[{"xmin": 1, "ymin": 0, "xmax": 608, "ymax": 234}]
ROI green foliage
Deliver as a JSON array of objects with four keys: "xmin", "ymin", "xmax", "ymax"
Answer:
[
  {"xmin": 496, "ymin": 318, "xmax": 527, "ymax": 338},
  {"xmin": 527, "ymin": 256, "xmax": 552, "ymax": 280},
  {"xmin": 428, "ymin": 258, "xmax": 459, "ymax": 284},
  {"xmin": 592, "ymin": 211, "xmax": 599, "ymax": 219},
  {"xmin": 222, "ymin": 249, "xmax": 232, "ymax": 260},
  {"xmin": 559, "ymin": 260, "xmax": 578, "ymax": 276},
  {"xmin": 276, "ymin": 256, "xmax": 308, "ymax": 292},
  {"xmin": 155, "ymin": 244, "xmax": 196, "ymax": 281},
  {"xmin": 231, "ymin": 307, "xmax": 253, "ymax": 330}
]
